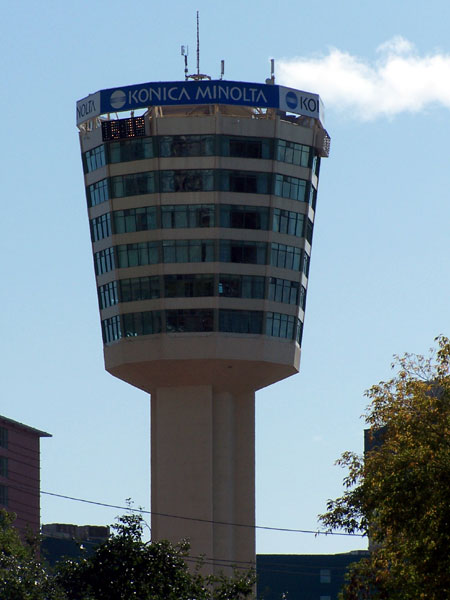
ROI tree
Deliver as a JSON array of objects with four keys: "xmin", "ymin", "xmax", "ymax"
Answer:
[
  {"xmin": 56, "ymin": 510, "xmax": 255, "ymax": 600},
  {"xmin": 320, "ymin": 336, "xmax": 450, "ymax": 600},
  {"xmin": 0, "ymin": 509, "xmax": 63, "ymax": 600}
]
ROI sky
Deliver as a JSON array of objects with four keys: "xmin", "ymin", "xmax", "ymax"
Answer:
[{"xmin": 1, "ymin": 0, "xmax": 449, "ymax": 556}]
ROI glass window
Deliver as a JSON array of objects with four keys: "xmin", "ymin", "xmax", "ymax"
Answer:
[
  {"xmin": 276, "ymin": 139, "xmax": 311, "ymax": 167},
  {"xmin": 166, "ymin": 309, "xmax": 213, "ymax": 332},
  {"xmin": 306, "ymin": 219, "xmax": 314, "ymax": 244},
  {"xmin": 268, "ymin": 277, "xmax": 300, "ymax": 305},
  {"xmin": 113, "ymin": 207, "xmax": 157, "ymax": 234},
  {"xmin": 0, "ymin": 427, "xmax": 8, "ymax": 449},
  {"xmin": 118, "ymin": 276, "xmax": 160, "ymax": 302},
  {"xmin": 220, "ymin": 170, "xmax": 270, "ymax": 195},
  {"xmin": 117, "ymin": 242, "xmax": 159, "ymax": 269},
  {"xmin": 101, "ymin": 315, "xmax": 122, "ymax": 344},
  {"xmin": 90, "ymin": 213, "xmax": 112, "ymax": 242},
  {"xmin": 219, "ymin": 240, "xmax": 267, "ymax": 265},
  {"xmin": 273, "ymin": 174, "xmax": 308, "ymax": 203},
  {"xmin": 219, "ymin": 275, "xmax": 265, "ymax": 299},
  {"xmin": 83, "ymin": 145, "xmax": 106, "ymax": 173},
  {"xmin": 0, "ymin": 484, "xmax": 7, "ymax": 507},
  {"xmin": 266, "ymin": 312, "xmax": 300, "ymax": 341},
  {"xmin": 320, "ymin": 569, "xmax": 331, "ymax": 584},
  {"xmin": 164, "ymin": 274, "xmax": 214, "ymax": 298},
  {"xmin": 122, "ymin": 311, "xmax": 162, "ymax": 337},
  {"xmin": 161, "ymin": 205, "xmax": 215, "ymax": 228},
  {"xmin": 87, "ymin": 179, "xmax": 109, "ymax": 207},
  {"xmin": 94, "ymin": 247, "xmax": 115, "ymax": 275},
  {"xmin": 0, "ymin": 457, "xmax": 8, "ymax": 478},
  {"xmin": 272, "ymin": 209, "xmax": 305, "ymax": 237},
  {"xmin": 219, "ymin": 310, "xmax": 263, "ymax": 334},
  {"xmin": 111, "ymin": 172, "xmax": 157, "ymax": 198},
  {"xmin": 109, "ymin": 137, "xmax": 155, "ymax": 163},
  {"xmin": 160, "ymin": 170, "xmax": 214, "ymax": 193},
  {"xmin": 163, "ymin": 240, "xmax": 214, "ymax": 263},
  {"xmin": 221, "ymin": 136, "xmax": 272, "ymax": 159},
  {"xmin": 220, "ymin": 205, "xmax": 269, "ymax": 230},
  {"xmin": 98, "ymin": 281, "xmax": 119, "ymax": 309},
  {"xmin": 159, "ymin": 135, "xmax": 215, "ymax": 157},
  {"xmin": 270, "ymin": 243, "xmax": 302, "ymax": 271}
]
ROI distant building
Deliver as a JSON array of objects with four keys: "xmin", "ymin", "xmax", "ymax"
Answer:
[
  {"xmin": 41, "ymin": 523, "xmax": 110, "ymax": 566},
  {"xmin": 257, "ymin": 551, "xmax": 369, "ymax": 600},
  {"xmin": 0, "ymin": 415, "xmax": 51, "ymax": 535}
]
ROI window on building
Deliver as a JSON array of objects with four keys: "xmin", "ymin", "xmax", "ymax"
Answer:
[
  {"xmin": 160, "ymin": 170, "xmax": 214, "ymax": 193},
  {"xmin": 161, "ymin": 204, "xmax": 215, "ymax": 228},
  {"xmin": 98, "ymin": 281, "xmax": 119, "ymax": 309},
  {"xmin": 119, "ymin": 276, "xmax": 160, "ymax": 302},
  {"xmin": 0, "ymin": 457, "xmax": 8, "ymax": 478},
  {"xmin": 116, "ymin": 242, "xmax": 159, "ymax": 268},
  {"xmin": 268, "ymin": 277, "xmax": 300, "ymax": 305},
  {"xmin": 83, "ymin": 145, "xmax": 106, "ymax": 173},
  {"xmin": 220, "ymin": 205, "xmax": 269, "ymax": 230},
  {"xmin": 111, "ymin": 172, "xmax": 157, "ymax": 198},
  {"xmin": 219, "ymin": 240, "xmax": 267, "ymax": 265},
  {"xmin": 319, "ymin": 596, "xmax": 331, "ymax": 600},
  {"xmin": 109, "ymin": 137, "xmax": 155, "ymax": 163},
  {"xmin": 90, "ymin": 213, "xmax": 112, "ymax": 242},
  {"xmin": 101, "ymin": 315, "xmax": 121, "ymax": 344},
  {"xmin": 164, "ymin": 274, "xmax": 214, "ymax": 298},
  {"xmin": 0, "ymin": 427, "xmax": 7, "ymax": 449},
  {"xmin": 122, "ymin": 311, "xmax": 162, "ymax": 337},
  {"xmin": 272, "ymin": 208, "xmax": 305, "ymax": 237},
  {"xmin": 162, "ymin": 240, "xmax": 214, "ymax": 263},
  {"xmin": 219, "ymin": 310, "xmax": 263, "ymax": 334},
  {"xmin": 166, "ymin": 309, "xmax": 213, "ymax": 333},
  {"xmin": 87, "ymin": 179, "xmax": 109, "ymax": 207},
  {"xmin": 270, "ymin": 243, "xmax": 302, "ymax": 271},
  {"xmin": 94, "ymin": 247, "xmax": 116, "ymax": 275},
  {"xmin": 113, "ymin": 207, "xmax": 158, "ymax": 233},
  {"xmin": 276, "ymin": 139, "xmax": 311, "ymax": 167},
  {"xmin": 273, "ymin": 174, "xmax": 308, "ymax": 203},
  {"xmin": 159, "ymin": 135, "xmax": 215, "ymax": 157},
  {"xmin": 0, "ymin": 484, "xmax": 7, "ymax": 506},
  {"xmin": 219, "ymin": 275, "xmax": 265, "ymax": 299},
  {"xmin": 220, "ymin": 170, "xmax": 271, "ymax": 194},
  {"xmin": 221, "ymin": 136, "xmax": 272, "ymax": 159},
  {"xmin": 320, "ymin": 569, "xmax": 331, "ymax": 583}
]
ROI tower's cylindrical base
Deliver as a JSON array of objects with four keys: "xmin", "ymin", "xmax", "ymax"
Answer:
[{"xmin": 151, "ymin": 385, "xmax": 255, "ymax": 575}]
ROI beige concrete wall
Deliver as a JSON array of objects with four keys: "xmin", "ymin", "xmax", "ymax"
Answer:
[{"xmin": 151, "ymin": 385, "xmax": 255, "ymax": 575}]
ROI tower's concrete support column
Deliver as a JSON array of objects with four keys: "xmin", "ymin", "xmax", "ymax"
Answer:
[{"xmin": 151, "ymin": 385, "xmax": 255, "ymax": 574}]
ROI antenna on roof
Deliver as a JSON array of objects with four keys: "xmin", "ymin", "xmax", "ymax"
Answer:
[
  {"xmin": 266, "ymin": 58, "xmax": 275, "ymax": 85},
  {"xmin": 196, "ymin": 11, "xmax": 200, "ymax": 76},
  {"xmin": 220, "ymin": 60, "xmax": 225, "ymax": 80},
  {"xmin": 185, "ymin": 11, "xmax": 211, "ymax": 81},
  {"xmin": 181, "ymin": 45, "xmax": 189, "ymax": 80}
]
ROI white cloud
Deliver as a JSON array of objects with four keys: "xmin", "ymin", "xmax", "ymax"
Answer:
[{"xmin": 277, "ymin": 37, "xmax": 450, "ymax": 120}]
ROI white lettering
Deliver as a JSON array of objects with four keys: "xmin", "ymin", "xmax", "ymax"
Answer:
[
  {"xmin": 168, "ymin": 87, "xmax": 178, "ymax": 101},
  {"xmin": 230, "ymin": 87, "xmax": 242, "ymax": 101},
  {"xmin": 149, "ymin": 88, "xmax": 162, "ymax": 102},
  {"xmin": 196, "ymin": 86, "xmax": 212, "ymax": 100},
  {"xmin": 218, "ymin": 85, "xmax": 229, "ymax": 100},
  {"xmin": 179, "ymin": 87, "xmax": 190, "ymax": 101}
]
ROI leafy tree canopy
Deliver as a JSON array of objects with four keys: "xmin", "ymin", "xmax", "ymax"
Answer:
[
  {"xmin": 1, "ymin": 506, "xmax": 255, "ymax": 600},
  {"xmin": 320, "ymin": 336, "xmax": 450, "ymax": 600}
]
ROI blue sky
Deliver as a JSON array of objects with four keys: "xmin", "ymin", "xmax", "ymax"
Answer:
[{"xmin": 1, "ymin": 0, "xmax": 449, "ymax": 555}]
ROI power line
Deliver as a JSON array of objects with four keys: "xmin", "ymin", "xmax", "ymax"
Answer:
[{"xmin": 41, "ymin": 489, "xmax": 365, "ymax": 538}]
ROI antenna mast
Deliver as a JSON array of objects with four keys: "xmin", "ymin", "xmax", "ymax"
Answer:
[
  {"xmin": 196, "ymin": 11, "xmax": 200, "ymax": 76},
  {"xmin": 184, "ymin": 11, "xmax": 211, "ymax": 81}
]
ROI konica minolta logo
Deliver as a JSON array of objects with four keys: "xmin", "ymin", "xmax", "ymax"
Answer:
[
  {"xmin": 107, "ymin": 82, "xmax": 272, "ymax": 112},
  {"xmin": 283, "ymin": 89, "xmax": 319, "ymax": 113}
]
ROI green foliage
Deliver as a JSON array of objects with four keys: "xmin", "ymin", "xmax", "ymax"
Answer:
[
  {"xmin": 319, "ymin": 336, "xmax": 450, "ymax": 600},
  {"xmin": 56, "ymin": 510, "xmax": 255, "ymax": 600},
  {"xmin": 1, "ymin": 506, "xmax": 255, "ymax": 599},
  {"xmin": 0, "ymin": 509, "xmax": 64, "ymax": 600}
]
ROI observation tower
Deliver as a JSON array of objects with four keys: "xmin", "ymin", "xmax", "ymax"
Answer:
[{"xmin": 76, "ymin": 71, "xmax": 330, "ymax": 573}]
